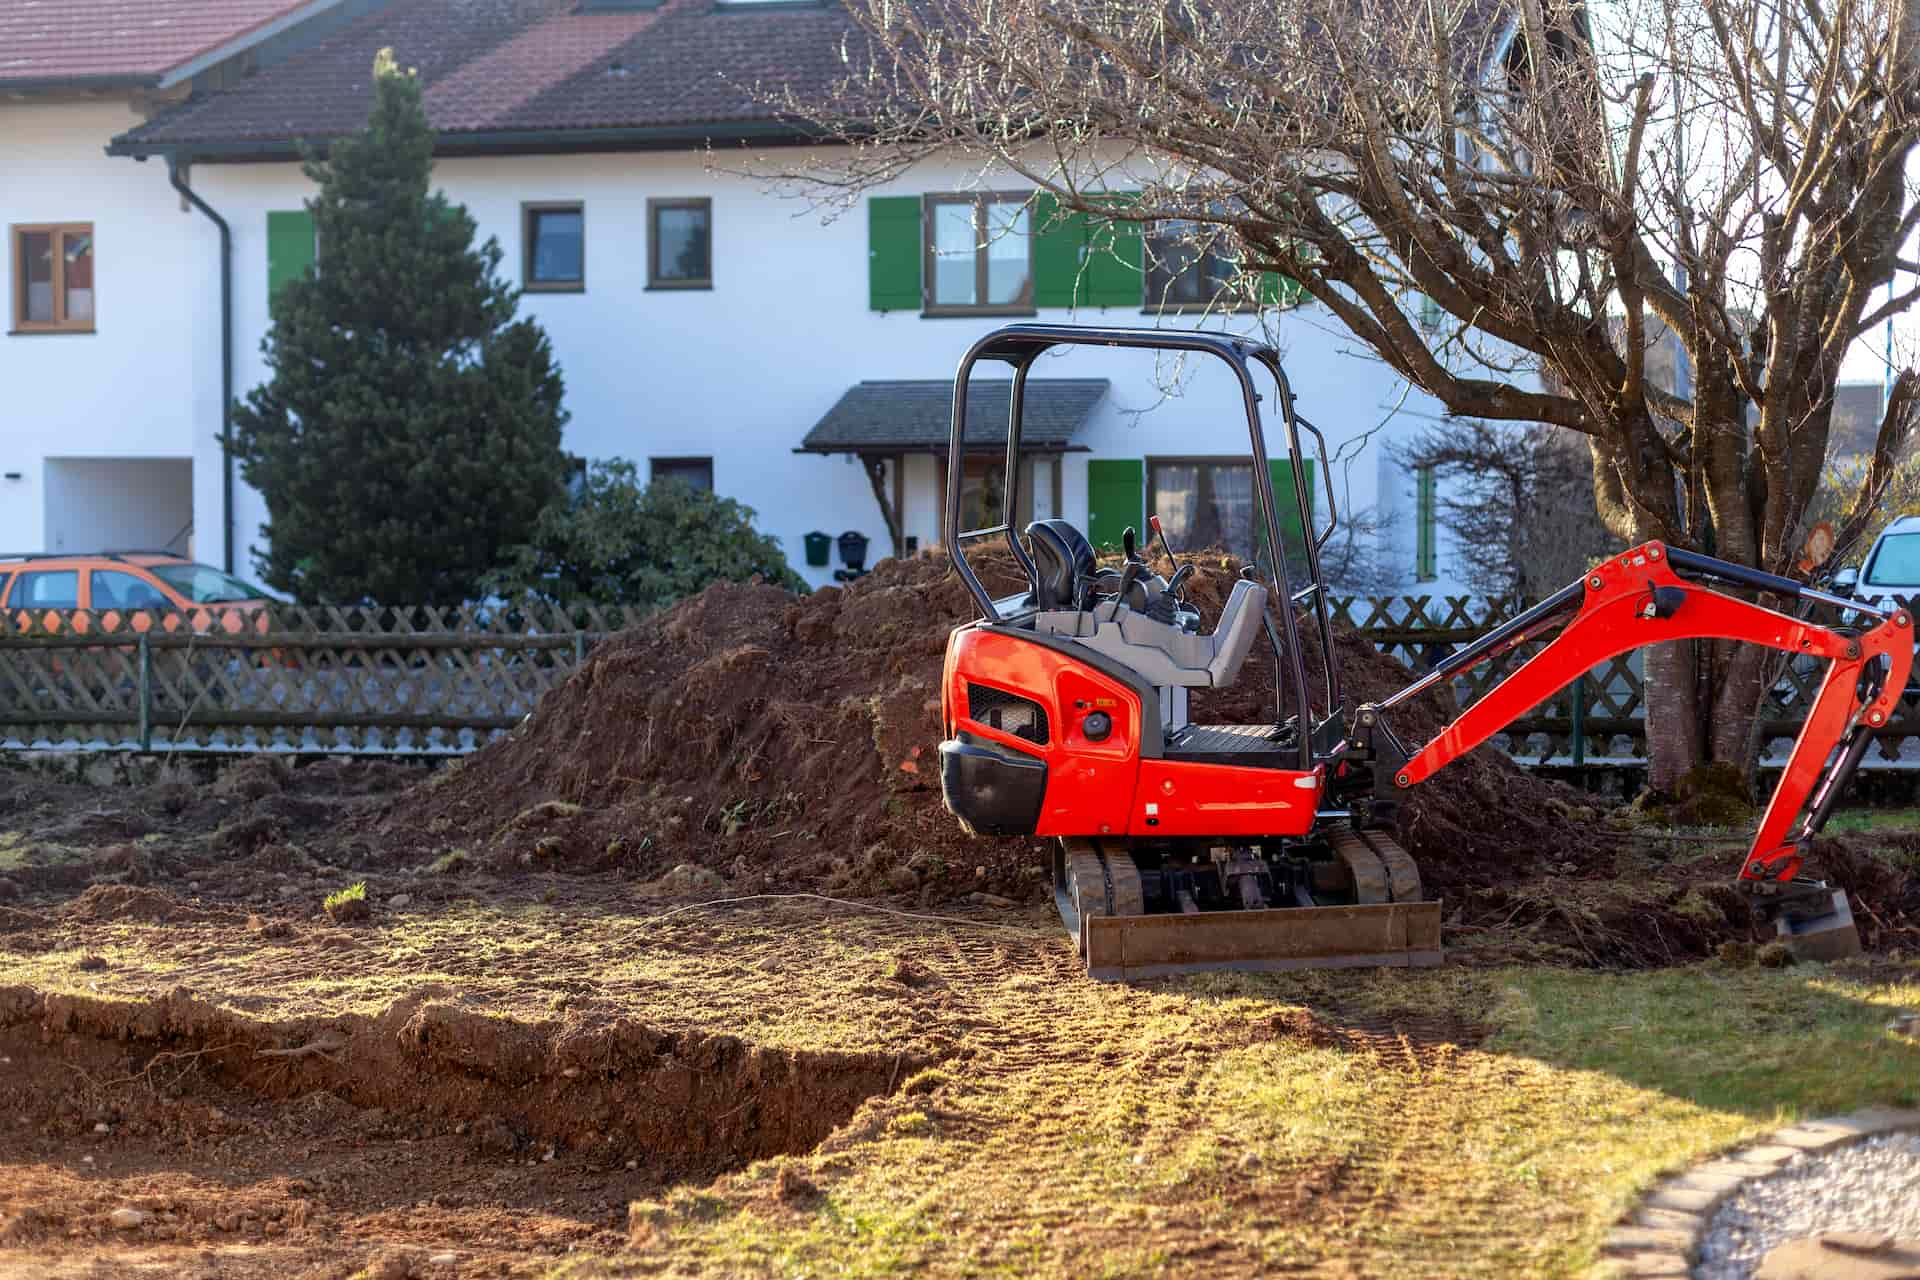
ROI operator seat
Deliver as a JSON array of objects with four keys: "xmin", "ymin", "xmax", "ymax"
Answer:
[
  {"xmin": 1036, "ymin": 576, "xmax": 1269, "ymax": 690},
  {"xmin": 1025, "ymin": 519, "xmax": 1098, "ymax": 610}
]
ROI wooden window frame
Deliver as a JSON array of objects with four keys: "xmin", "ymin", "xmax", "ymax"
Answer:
[
  {"xmin": 1146, "ymin": 454, "xmax": 1315, "ymax": 555},
  {"xmin": 11, "ymin": 223, "xmax": 95, "ymax": 334},
  {"xmin": 921, "ymin": 192, "xmax": 1036, "ymax": 318},
  {"xmin": 521, "ymin": 202, "xmax": 585, "ymax": 293},
  {"xmin": 647, "ymin": 198, "xmax": 713, "ymax": 290},
  {"xmin": 1142, "ymin": 222, "xmax": 1253, "ymax": 317}
]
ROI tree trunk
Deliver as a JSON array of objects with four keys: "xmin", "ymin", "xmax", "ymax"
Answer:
[{"xmin": 1643, "ymin": 639, "xmax": 1704, "ymax": 790}]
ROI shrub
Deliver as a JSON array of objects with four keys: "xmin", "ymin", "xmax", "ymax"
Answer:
[{"xmin": 485, "ymin": 459, "xmax": 804, "ymax": 609}]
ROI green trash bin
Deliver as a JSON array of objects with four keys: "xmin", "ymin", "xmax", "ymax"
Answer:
[{"xmin": 803, "ymin": 531, "xmax": 832, "ymax": 568}]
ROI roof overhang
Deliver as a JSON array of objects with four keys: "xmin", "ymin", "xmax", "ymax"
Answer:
[
  {"xmin": 2, "ymin": 74, "xmax": 160, "ymax": 94},
  {"xmin": 107, "ymin": 118, "xmax": 826, "ymax": 162}
]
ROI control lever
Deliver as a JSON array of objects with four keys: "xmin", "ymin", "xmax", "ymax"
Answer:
[
  {"xmin": 1149, "ymin": 514, "xmax": 1181, "ymax": 575},
  {"xmin": 1165, "ymin": 564, "xmax": 1195, "ymax": 595},
  {"xmin": 1108, "ymin": 560, "xmax": 1144, "ymax": 618}
]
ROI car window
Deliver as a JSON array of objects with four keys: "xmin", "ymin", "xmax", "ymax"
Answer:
[
  {"xmin": 148, "ymin": 562, "xmax": 267, "ymax": 604},
  {"xmin": 90, "ymin": 570, "xmax": 172, "ymax": 610},
  {"xmin": 1863, "ymin": 532, "xmax": 1920, "ymax": 587},
  {"xmin": 9, "ymin": 570, "xmax": 79, "ymax": 608}
]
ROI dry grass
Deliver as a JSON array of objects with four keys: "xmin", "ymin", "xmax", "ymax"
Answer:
[{"xmin": 2, "ymin": 888, "xmax": 1917, "ymax": 1277}]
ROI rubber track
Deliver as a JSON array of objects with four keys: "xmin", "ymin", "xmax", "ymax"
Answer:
[
  {"xmin": 1094, "ymin": 842, "xmax": 1147, "ymax": 917},
  {"xmin": 1357, "ymin": 830, "xmax": 1425, "ymax": 904},
  {"xmin": 1328, "ymin": 833, "xmax": 1391, "ymax": 905}
]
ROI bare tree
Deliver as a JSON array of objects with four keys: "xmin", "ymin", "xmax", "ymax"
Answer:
[
  {"xmin": 1396, "ymin": 420, "xmax": 1615, "ymax": 598},
  {"xmin": 767, "ymin": 0, "xmax": 1920, "ymax": 787}
]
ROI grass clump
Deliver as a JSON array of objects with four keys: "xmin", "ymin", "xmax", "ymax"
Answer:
[{"xmin": 323, "ymin": 880, "xmax": 370, "ymax": 923}]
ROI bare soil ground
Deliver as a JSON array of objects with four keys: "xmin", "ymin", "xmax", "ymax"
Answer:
[{"xmin": 1, "ymin": 553, "xmax": 1917, "ymax": 1275}]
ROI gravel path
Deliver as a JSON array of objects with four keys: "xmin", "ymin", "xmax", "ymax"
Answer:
[{"xmin": 1694, "ymin": 1132, "xmax": 1920, "ymax": 1279}]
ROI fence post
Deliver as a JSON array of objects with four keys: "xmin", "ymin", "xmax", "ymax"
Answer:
[
  {"xmin": 137, "ymin": 633, "xmax": 152, "ymax": 753},
  {"xmin": 573, "ymin": 631, "xmax": 586, "ymax": 666},
  {"xmin": 1570, "ymin": 671, "xmax": 1586, "ymax": 767}
]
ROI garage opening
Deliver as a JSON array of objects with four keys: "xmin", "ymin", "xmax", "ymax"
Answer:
[{"xmin": 43, "ymin": 458, "xmax": 193, "ymax": 556}]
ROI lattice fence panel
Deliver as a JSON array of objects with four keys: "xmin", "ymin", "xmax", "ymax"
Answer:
[{"xmin": 2, "ymin": 594, "xmax": 1914, "ymax": 762}]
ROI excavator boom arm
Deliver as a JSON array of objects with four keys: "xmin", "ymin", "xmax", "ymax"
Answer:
[{"xmin": 1361, "ymin": 542, "xmax": 1913, "ymax": 889}]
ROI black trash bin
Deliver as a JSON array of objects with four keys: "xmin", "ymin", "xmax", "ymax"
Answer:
[{"xmin": 803, "ymin": 530, "xmax": 832, "ymax": 568}]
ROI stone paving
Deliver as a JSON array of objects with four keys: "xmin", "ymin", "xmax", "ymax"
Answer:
[{"xmin": 1593, "ymin": 1107, "xmax": 1920, "ymax": 1279}]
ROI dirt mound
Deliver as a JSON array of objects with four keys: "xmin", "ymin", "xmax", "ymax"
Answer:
[
  {"xmin": 385, "ymin": 550, "xmax": 1598, "ymax": 906},
  {"xmin": 62, "ymin": 884, "xmax": 222, "ymax": 925}
]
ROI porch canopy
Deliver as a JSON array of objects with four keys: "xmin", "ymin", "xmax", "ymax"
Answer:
[{"xmin": 798, "ymin": 378, "xmax": 1106, "ymax": 557}]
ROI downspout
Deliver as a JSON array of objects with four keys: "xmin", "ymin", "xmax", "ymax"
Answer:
[{"xmin": 166, "ymin": 155, "xmax": 235, "ymax": 574}]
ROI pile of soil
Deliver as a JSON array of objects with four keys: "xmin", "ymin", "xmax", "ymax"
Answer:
[{"xmin": 382, "ymin": 550, "xmax": 1668, "ymax": 936}]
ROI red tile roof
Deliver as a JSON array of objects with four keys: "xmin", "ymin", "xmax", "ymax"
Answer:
[
  {"xmin": 114, "ymin": 0, "xmax": 860, "ymax": 153},
  {"xmin": 0, "ymin": 0, "xmax": 321, "ymax": 87}
]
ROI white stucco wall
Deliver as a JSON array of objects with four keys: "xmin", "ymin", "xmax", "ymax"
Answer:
[
  {"xmin": 0, "ymin": 100, "xmax": 214, "ymax": 559},
  {"xmin": 184, "ymin": 148, "xmax": 1464, "ymax": 593},
  {"xmin": 2, "ymin": 107, "xmax": 1474, "ymax": 593}
]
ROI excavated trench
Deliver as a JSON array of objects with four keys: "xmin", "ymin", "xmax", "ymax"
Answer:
[{"xmin": 0, "ymin": 985, "xmax": 917, "ymax": 1262}]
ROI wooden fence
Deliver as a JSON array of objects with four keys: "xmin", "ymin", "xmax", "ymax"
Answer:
[{"xmin": 1, "ymin": 596, "xmax": 1914, "ymax": 763}]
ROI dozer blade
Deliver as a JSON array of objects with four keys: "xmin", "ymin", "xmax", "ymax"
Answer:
[
  {"xmin": 1772, "ymin": 889, "xmax": 1862, "ymax": 963},
  {"xmin": 1078, "ymin": 902, "xmax": 1443, "ymax": 982}
]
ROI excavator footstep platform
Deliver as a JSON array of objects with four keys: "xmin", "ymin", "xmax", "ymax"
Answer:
[{"xmin": 1078, "ymin": 902, "xmax": 1443, "ymax": 982}]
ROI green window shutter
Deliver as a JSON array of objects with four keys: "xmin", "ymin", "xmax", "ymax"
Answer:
[
  {"xmin": 1258, "ymin": 271, "xmax": 1308, "ymax": 308},
  {"xmin": 1268, "ymin": 457, "xmax": 1316, "ymax": 560},
  {"xmin": 1415, "ymin": 465, "xmax": 1437, "ymax": 581},
  {"xmin": 1031, "ymin": 192, "xmax": 1083, "ymax": 309},
  {"xmin": 1083, "ymin": 193, "xmax": 1142, "ymax": 308},
  {"xmin": 867, "ymin": 196, "xmax": 922, "ymax": 311},
  {"xmin": 267, "ymin": 209, "xmax": 317, "ymax": 303},
  {"xmin": 1086, "ymin": 458, "xmax": 1144, "ymax": 551},
  {"xmin": 1033, "ymin": 192, "xmax": 1142, "ymax": 309}
]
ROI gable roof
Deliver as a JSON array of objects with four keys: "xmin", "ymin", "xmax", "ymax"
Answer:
[
  {"xmin": 0, "ymin": 0, "xmax": 331, "ymax": 90},
  {"xmin": 800, "ymin": 380, "xmax": 1110, "ymax": 455},
  {"xmin": 111, "ymin": 0, "xmax": 858, "ymax": 158}
]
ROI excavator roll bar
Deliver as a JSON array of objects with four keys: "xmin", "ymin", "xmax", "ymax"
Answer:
[{"xmin": 1356, "ymin": 541, "xmax": 1914, "ymax": 899}]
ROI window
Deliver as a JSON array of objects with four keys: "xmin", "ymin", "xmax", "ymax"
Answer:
[
  {"xmin": 148, "ymin": 562, "xmax": 266, "ymax": 603},
  {"xmin": 954, "ymin": 456, "xmax": 1058, "ymax": 534},
  {"xmin": 1863, "ymin": 532, "xmax": 1920, "ymax": 587},
  {"xmin": 1145, "ymin": 221, "xmax": 1237, "ymax": 312},
  {"xmin": 648, "ymin": 199, "xmax": 712, "ymax": 289},
  {"xmin": 8, "ymin": 570, "xmax": 79, "ymax": 608},
  {"xmin": 1415, "ymin": 464, "xmax": 1438, "ymax": 582},
  {"xmin": 924, "ymin": 194, "xmax": 1032, "ymax": 314},
  {"xmin": 11, "ymin": 224, "xmax": 94, "ymax": 332},
  {"xmin": 651, "ymin": 457, "xmax": 713, "ymax": 492},
  {"xmin": 1146, "ymin": 457, "xmax": 1315, "ymax": 563},
  {"xmin": 523, "ymin": 203, "xmax": 584, "ymax": 291},
  {"xmin": 89, "ymin": 571, "xmax": 171, "ymax": 610},
  {"xmin": 1151, "ymin": 460, "xmax": 1256, "ymax": 556}
]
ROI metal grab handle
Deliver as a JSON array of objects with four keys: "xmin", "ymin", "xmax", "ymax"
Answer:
[{"xmin": 1295, "ymin": 415, "xmax": 1340, "ymax": 551}]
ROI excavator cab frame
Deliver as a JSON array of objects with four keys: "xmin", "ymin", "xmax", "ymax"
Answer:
[
  {"xmin": 939, "ymin": 323, "xmax": 1912, "ymax": 979},
  {"xmin": 945, "ymin": 324, "xmax": 1345, "ymax": 761}
]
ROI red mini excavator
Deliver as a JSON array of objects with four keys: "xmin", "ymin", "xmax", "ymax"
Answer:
[{"xmin": 937, "ymin": 324, "xmax": 1913, "ymax": 979}]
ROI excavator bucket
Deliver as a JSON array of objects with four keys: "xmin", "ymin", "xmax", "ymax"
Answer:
[
  {"xmin": 1772, "ymin": 890, "xmax": 1862, "ymax": 963},
  {"xmin": 1058, "ymin": 838, "xmax": 1442, "ymax": 981}
]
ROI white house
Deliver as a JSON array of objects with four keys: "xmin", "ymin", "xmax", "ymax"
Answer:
[{"xmin": 5, "ymin": 0, "xmax": 1479, "ymax": 596}]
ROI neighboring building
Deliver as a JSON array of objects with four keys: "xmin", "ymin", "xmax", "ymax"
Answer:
[
  {"xmin": 7, "ymin": 0, "xmax": 1483, "ymax": 594},
  {"xmin": 0, "ymin": 0, "xmax": 381, "ymax": 568}
]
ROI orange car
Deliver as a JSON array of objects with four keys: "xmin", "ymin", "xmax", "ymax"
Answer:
[{"xmin": 0, "ymin": 551, "xmax": 273, "ymax": 636}]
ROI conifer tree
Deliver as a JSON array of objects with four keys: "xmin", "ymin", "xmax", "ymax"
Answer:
[{"xmin": 231, "ymin": 48, "xmax": 569, "ymax": 603}]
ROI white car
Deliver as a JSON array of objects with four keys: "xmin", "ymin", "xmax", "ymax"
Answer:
[
  {"xmin": 1836, "ymin": 513, "xmax": 1920, "ymax": 608},
  {"xmin": 1833, "ymin": 514, "xmax": 1920, "ymax": 695}
]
